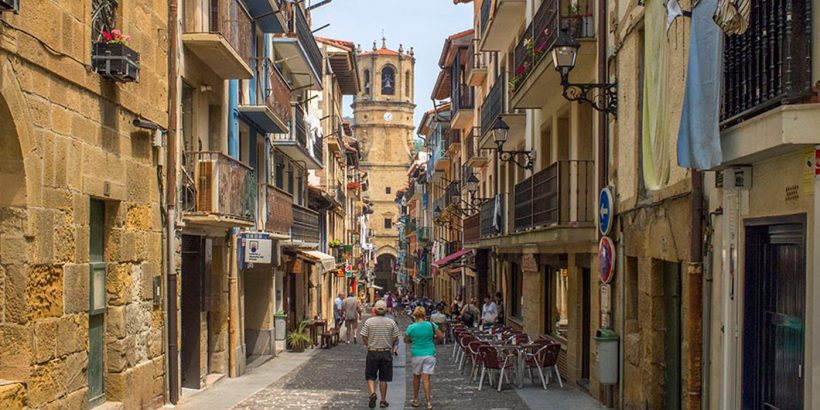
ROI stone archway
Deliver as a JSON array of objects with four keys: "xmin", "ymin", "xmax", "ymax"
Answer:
[{"xmin": 0, "ymin": 56, "xmax": 41, "ymax": 383}]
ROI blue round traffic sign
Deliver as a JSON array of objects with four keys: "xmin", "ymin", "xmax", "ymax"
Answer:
[{"xmin": 598, "ymin": 187, "xmax": 614, "ymax": 236}]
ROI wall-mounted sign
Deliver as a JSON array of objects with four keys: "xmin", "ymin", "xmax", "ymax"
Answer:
[
  {"xmin": 598, "ymin": 187, "xmax": 615, "ymax": 236},
  {"xmin": 242, "ymin": 233, "xmax": 273, "ymax": 264},
  {"xmin": 335, "ymin": 269, "xmax": 345, "ymax": 278},
  {"xmin": 598, "ymin": 236, "xmax": 616, "ymax": 284}
]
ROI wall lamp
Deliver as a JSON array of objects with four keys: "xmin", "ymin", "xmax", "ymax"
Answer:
[
  {"xmin": 490, "ymin": 118, "xmax": 535, "ymax": 170},
  {"xmin": 464, "ymin": 174, "xmax": 492, "ymax": 208},
  {"xmin": 551, "ymin": 29, "xmax": 617, "ymax": 116}
]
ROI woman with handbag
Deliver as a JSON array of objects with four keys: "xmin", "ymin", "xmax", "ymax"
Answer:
[{"xmin": 405, "ymin": 306, "xmax": 444, "ymax": 409}]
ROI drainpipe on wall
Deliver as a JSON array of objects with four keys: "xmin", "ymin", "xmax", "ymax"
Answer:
[
  {"xmin": 688, "ymin": 170, "xmax": 704, "ymax": 409},
  {"xmin": 229, "ymin": 232, "xmax": 240, "ymax": 377},
  {"xmin": 166, "ymin": 0, "xmax": 180, "ymax": 404}
]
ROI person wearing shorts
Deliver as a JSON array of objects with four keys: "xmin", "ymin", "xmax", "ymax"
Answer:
[
  {"xmin": 361, "ymin": 300, "xmax": 400, "ymax": 408},
  {"xmin": 405, "ymin": 307, "xmax": 443, "ymax": 409}
]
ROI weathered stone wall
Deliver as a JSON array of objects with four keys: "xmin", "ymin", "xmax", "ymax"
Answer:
[{"xmin": 0, "ymin": 0, "xmax": 168, "ymax": 407}]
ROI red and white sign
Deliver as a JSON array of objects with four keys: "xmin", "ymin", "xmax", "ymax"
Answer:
[
  {"xmin": 598, "ymin": 236, "xmax": 616, "ymax": 284},
  {"xmin": 815, "ymin": 146, "xmax": 820, "ymax": 176}
]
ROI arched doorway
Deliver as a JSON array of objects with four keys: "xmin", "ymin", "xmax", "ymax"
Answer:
[{"xmin": 375, "ymin": 253, "xmax": 397, "ymax": 293}]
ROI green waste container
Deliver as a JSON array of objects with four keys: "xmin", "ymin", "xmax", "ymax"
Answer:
[
  {"xmin": 274, "ymin": 311, "xmax": 288, "ymax": 341},
  {"xmin": 594, "ymin": 328, "xmax": 619, "ymax": 385}
]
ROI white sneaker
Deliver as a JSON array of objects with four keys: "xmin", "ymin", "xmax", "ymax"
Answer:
[{"xmin": 346, "ymin": 340, "xmax": 351, "ymax": 344}]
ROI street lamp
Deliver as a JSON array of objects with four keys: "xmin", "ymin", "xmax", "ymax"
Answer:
[
  {"xmin": 465, "ymin": 174, "xmax": 491, "ymax": 208},
  {"xmin": 433, "ymin": 206, "xmax": 442, "ymax": 220},
  {"xmin": 491, "ymin": 118, "xmax": 534, "ymax": 170},
  {"xmin": 551, "ymin": 29, "xmax": 618, "ymax": 116}
]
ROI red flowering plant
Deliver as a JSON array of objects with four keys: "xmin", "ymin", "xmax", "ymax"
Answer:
[
  {"xmin": 347, "ymin": 181, "xmax": 361, "ymax": 190},
  {"xmin": 101, "ymin": 29, "xmax": 130, "ymax": 45}
]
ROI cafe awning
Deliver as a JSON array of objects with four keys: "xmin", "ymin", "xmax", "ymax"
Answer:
[
  {"xmin": 432, "ymin": 248, "xmax": 473, "ymax": 268},
  {"xmin": 301, "ymin": 250, "xmax": 336, "ymax": 273}
]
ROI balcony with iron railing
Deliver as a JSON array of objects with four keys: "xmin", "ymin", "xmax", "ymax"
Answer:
[
  {"xmin": 512, "ymin": 160, "xmax": 594, "ymax": 243},
  {"xmin": 239, "ymin": 59, "xmax": 291, "ymax": 134},
  {"xmin": 336, "ymin": 184, "xmax": 346, "ymax": 206},
  {"xmin": 182, "ymin": 151, "xmax": 257, "ymax": 227},
  {"xmin": 291, "ymin": 204, "xmax": 320, "ymax": 243},
  {"xmin": 182, "ymin": 0, "xmax": 254, "ymax": 79},
  {"xmin": 452, "ymin": 84, "xmax": 475, "ymax": 130},
  {"xmin": 244, "ymin": 0, "xmax": 288, "ymax": 33},
  {"xmin": 479, "ymin": 0, "xmax": 526, "ymax": 52},
  {"xmin": 511, "ymin": 0, "xmax": 596, "ymax": 108},
  {"xmin": 265, "ymin": 184, "xmax": 293, "ymax": 236},
  {"xmin": 467, "ymin": 38, "xmax": 488, "ymax": 87},
  {"xmin": 271, "ymin": 105, "xmax": 323, "ymax": 169},
  {"xmin": 444, "ymin": 180, "xmax": 462, "ymax": 210},
  {"xmin": 433, "ymin": 128, "xmax": 452, "ymax": 171},
  {"xmin": 273, "ymin": 3, "xmax": 323, "ymax": 90},
  {"xmin": 465, "ymin": 127, "xmax": 489, "ymax": 167},
  {"xmin": 480, "ymin": 73, "xmax": 525, "ymax": 148},
  {"xmin": 480, "ymin": 193, "xmax": 503, "ymax": 238},
  {"xmin": 445, "ymin": 128, "xmax": 462, "ymax": 158},
  {"xmin": 464, "ymin": 213, "xmax": 481, "ymax": 245},
  {"xmin": 445, "ymin": 240, "xmax": 463, "ymax": 257}
]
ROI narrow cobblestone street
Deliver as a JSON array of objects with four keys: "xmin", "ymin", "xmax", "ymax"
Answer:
[{"xmin": 222, "ymin": 316, "xmax": 601, "ymax": 410}]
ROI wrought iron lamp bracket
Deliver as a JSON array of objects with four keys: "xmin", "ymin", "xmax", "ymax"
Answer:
[
  {"xmin": 496, "ymin": 144, "xmax": 535, "ymax": 170},
  {"xmin": 560, "ymin": 76, "xmax": 618, "ymax": 117}
]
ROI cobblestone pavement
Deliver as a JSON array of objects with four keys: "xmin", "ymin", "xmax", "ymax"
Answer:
[{"xmin": 234, "ymin": 316, "xmax": 530, "ymax": 409}]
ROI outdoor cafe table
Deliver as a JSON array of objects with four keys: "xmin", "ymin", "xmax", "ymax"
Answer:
[{"xmin": 469, "ymin": 330, "xmax": 536, "ymax": 389}]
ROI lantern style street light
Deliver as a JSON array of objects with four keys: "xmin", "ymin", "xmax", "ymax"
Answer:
[
  {"xmin": 491, "ymin": 118, "xmax": 534, "ymax": 170},
  {"xmin": 551, "ymin": 29, "xmax": 617, "ymax": 116}
]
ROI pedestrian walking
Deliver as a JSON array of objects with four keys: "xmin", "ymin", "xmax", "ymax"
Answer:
[
  {"xmin": 335, "ymin": 292, "xmax": 344, "ymax": 330},
  {"xmin": 342, "ymin": 292, "xmax": 362, "ymax": 344},
  {"xmin": 386, "ymin": 292, "xmax": 395, "ymax": 316},
  {"xmin": 360, "ymin": 300, "xmax": 400, "ymax": 408},
  {"xmin": 405, "ymin": 306, "xmax": 443, "ymax": 409}
]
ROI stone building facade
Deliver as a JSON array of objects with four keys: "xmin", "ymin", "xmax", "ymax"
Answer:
[
  {"xmin": 0, "ymin": 0, "xmax": 167, "ymax": 408},
  {"xmin": 352, "ymin": 39, "xmax": 415, "ymax": 292}
]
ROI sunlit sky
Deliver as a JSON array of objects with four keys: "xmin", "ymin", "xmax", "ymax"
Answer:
[{"xmin": 311, "ymin": 0, "xmax": 473, "ymax": 130}]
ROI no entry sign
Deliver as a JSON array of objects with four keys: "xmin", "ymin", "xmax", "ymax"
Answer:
[{"xmin": 598, "ymin": 236, "xmax": 616, "ymax": 284}]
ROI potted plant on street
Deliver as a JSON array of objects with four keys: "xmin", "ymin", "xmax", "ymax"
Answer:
[
  {"xmin": 287, "ymin": 321, "xmax": 311, "ymax": 352},
  {"xmin": 92, "ymin": 29, "xmax": 140, "ymax": 82}
]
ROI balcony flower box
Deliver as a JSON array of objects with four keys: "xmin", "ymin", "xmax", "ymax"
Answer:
[
  {"xmin": 92, "ymin": 42, "xmax": 140, "ymax": 83},
  {"xmin": 347, "ymin": 181, "xmax": 361, "ymax": 190}
]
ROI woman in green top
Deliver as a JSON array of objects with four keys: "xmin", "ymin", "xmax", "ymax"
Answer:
[{"xmin": 405, "ymin": 307, "xmax": 443, "ymax": 409}]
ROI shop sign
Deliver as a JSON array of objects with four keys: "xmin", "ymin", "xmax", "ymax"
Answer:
[
  {"xmin": 522, "ymin": 253, "xmax": 538, "ymax": 272},
  {"xmin": 335, "ymin": 269, "xmax": 345, "ymax": 278},
  {"xmin": 598, "ymin": 236, "xmax": 616, "ymax": 284},
  {"xmin": 242, "ymin": 233, "xmax": 273, "ymax": 264}
]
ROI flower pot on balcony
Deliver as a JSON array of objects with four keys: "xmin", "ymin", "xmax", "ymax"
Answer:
[{"xmin": 92, "ymin": 42, "xmax": 140, "ymax": 83}]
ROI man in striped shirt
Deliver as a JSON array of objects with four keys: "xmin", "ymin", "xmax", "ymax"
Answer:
[{"xmin": 360, "ymin": 300, "xmax": 400, "ymax": 408}]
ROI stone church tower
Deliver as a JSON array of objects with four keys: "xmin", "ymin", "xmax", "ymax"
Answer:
[{"xmin": 353, "ymin": 38, "xmax": 415, "ymax": 291}]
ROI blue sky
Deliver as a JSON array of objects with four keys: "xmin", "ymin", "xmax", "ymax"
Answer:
[{"xmin": 311, "ymin": 0, "xmax": 473, "ymax": 130}]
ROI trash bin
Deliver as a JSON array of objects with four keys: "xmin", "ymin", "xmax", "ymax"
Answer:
[
  {"xmin": 594, "ymin": 328, "xmax": 619, "ymax": 385},
  {"xmin": 274, "ymin": 311, "xmax": 287, "ymax": 341}
]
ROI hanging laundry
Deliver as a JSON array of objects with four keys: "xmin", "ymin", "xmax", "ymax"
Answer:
[
  {"xmin": 713, "ymin": 0, "xmax": 751, "ymax": 35},
  {"xmin": 666, "ymin": 0, "xmax": 684, "ymax": 32},
  {"xmin": 642, "ymin": 0, "xmax": 671, "ymax": 190},
  {"xmin": 677, "ymin": 0, "xmax": 723, "ymax": 170}
]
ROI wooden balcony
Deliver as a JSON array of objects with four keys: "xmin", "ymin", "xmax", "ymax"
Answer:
[
  {"xmin": 182, "ymin": 0, "xmax": 254, "ymax": 79},
  {"xmin": 466, "ymin": 38, "xmax": 487, "ymax": 87},
  {"xmin": 510, "ymin": 0, "xmax": 596, "ymax": 109},
  {"xmin": 272, "ymin": 4, "xmax": 323, "ymax": 90},
  {"xmin": 265, "ymin": 185, "xmax": 293, "ymax": 236},
  {"xmin": 182, "ymin": 151, "xmax": 256, "ymax": 227},
  {"xmin": 451, "ymin": 84, "xmax": 475, "ymax": 130},
  {"xmin": 514, "ymin": 160, "xmax": 594, "ymax": 231},
  {"xmin": 239, "ymin": 59, "xmax": 291, "ymax": 134},
  {"xmin": 479, "ymin": 194, "xmax": 503, "ymax": 238},
  {"xmin": 271, "ymin": 105, "xmax": 323, "ymax": 169},
  {"xmin": 291, "ymin": 204, "xmax": 320, "ymax": 243}
]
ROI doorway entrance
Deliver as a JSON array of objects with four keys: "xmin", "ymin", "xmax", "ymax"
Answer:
[
  {"xmin": 742, "ymin": 217, "xmax": 805, "ymax": 410},
  {"xmin": 180, "ymin": 235, "xmax": 204, "ymax": 389},
  {"xmin": 663, "ymin": 262, "xmax": 681, "ymax": 410}
]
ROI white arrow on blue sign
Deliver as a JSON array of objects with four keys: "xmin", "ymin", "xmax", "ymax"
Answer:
[{"xmin": 598, "ymin": 187, "xmax": 614, "ymax": 236}]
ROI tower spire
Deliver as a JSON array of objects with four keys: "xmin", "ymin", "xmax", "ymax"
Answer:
[{"xmin": 381, "ymin": 29, "xmax": 386, "ymax": 49}]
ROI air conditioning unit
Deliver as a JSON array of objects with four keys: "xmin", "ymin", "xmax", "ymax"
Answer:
[
  {"xmin": 720, "ymin": 166, "xmax": 752, "ymax": 189},
  {"xmin": 0, "ymin": 0, "xmax": 18, "ymax": 12}
]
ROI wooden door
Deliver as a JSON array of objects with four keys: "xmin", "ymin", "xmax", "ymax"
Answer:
[
  {"xmin": 663, "ymin": 262, "xmax": 681, "ymax": 410},
  {"xmin": 88, "ymin": 200, "xmax": 106, "ymax": 406},
  {"xmin": 181, "ymin": 235, "xmax": 203, "ymax": 389},
  {"xmin": 581, "ymin": 268, "xmax": 591, "ymax": 384},
  {"xmin": 743, "ymin": 219, "xmax": 805, "ymax": 410}
]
